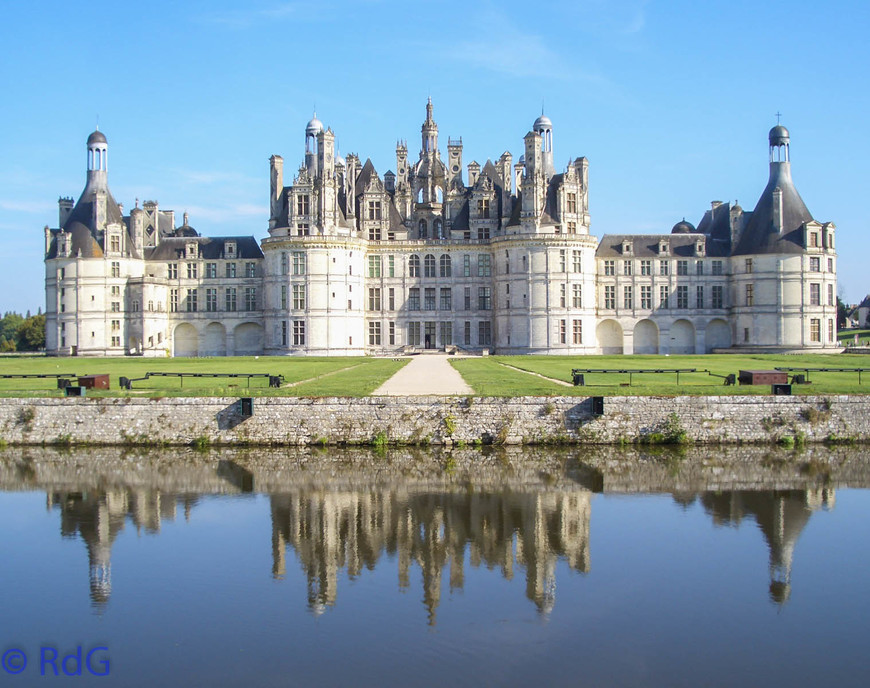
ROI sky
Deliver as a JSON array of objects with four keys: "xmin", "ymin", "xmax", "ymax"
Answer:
[{"xmin": 1, "ymin": 0, "xmax": 868, "ymax": 314}]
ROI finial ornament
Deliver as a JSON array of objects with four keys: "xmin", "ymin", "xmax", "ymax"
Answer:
[{"xmin": 775, "ymin": 111, "xmax": 782, "ymax": 124}]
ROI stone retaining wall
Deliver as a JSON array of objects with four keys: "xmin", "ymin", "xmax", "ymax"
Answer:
[{"xmin": 0, "ymin": 395, "xmax": 867, "ymax": 446}]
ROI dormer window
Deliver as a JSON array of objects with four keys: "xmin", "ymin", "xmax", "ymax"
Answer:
[
  {"xmin": 695, "ymin": 240, "xmax": 705, "ymax": 256},
  {"xmin": 622, "ymin": 240, "xmax": 632, "ymax": 255},
  {"xmin": 658, "ymin": 240, "xmax": 669, "ymax": 255},
  {"xmin": 186, "ymin": 242, "xmax": 197, "ymax": 259},
  {"xmin": 226, "ymin": 241, "xmax": 236, "ymax": 258}
]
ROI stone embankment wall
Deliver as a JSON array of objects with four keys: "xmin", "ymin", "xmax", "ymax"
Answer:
[{"xmin": 0, "ymin": 395, "xmax": 867, "ymax": 446}]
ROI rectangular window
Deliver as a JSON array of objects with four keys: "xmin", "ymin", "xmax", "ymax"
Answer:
[
  {"xmin": 408, "ymin": 322, "xmax": 421, "ymax": 346},
  {"xmin": 810, "ymin": 257, "xmax": 820, "ymax": 272},
  {"xmin": 641, "ymin": 285, "xmax": 652, "ymax": 309},
  {"xmin": 280, "ymin": 254, "xmax": 288, "ymax": 276},
  {"xmin": 478, "ymin": 321, "xmax": 492, "ymax": 346},
  {"xmin": 111, "ymin": 336, "xmax": 120, "ymax": 347},
  {"xmin": 281, "ymin": 285, "xmax": 288, "ymax": 310},
  {"xmin": 440, "ymin": 321, "xmax": 452, "ymax": 346},
  {"xmin": 640, "ymin": 260, "xmax": 651, "ymax": 276},
  {"xmin": 168, "ymin": 263, "xmax": 178, "ymax": 279},
  {"xmin": 478, "ymin": 287, "xmax": 491, "ymax": 310},
  {"xmin": 696, "ymin": 260, "xmax": 704, "ymax": 275},
  {"xmin": 464, "ymin": 287, "xmax": 471, "ymax": 310},
  {"xmin": 292, "ymin": 252, "xmax": 305, "ymax": 275},
  {"xmin": 572, "ymin": 319, "xmax": 582, "ymax": 345},
  {"xmin": 745, "ymin": 258, "xmax": 753, "ymax": 273},
  {"xmin": 463, "ymin": 255, "xmax": 471, "ymax": 277},
  {"xmin": 572, "ymin": 284, "xmax": 582, "ymax": 308},
  {"xmin": 827, "ymin": 258, "xmax": 834, "ymax": 272},
  {"xmin": 367, "ymin": 200, "xmax": 382, "ymax": 220},
  {"xmin": 623, "ymin": 286, "xmax": 633, "ymax": 309},
  {"xmin": 712, "ymin": 285, "xmax": 724, "ymax": 309},
  {"xmin": 623, "ymin": 260, "xmax": 632, "ymax": 276},
  {"xmin": 293, "ymin": 321, "xmax": 305, "ymax": 346},
  {"xmin": 282, "ymin": 321, "xmax": 287, "ymax": 346},
  {"xmin": 660, "ymin": 285, "xmax": 669, "ymax": 308},
  {"xmin": 559, "ymin": 319, "xmax": 567, "ymax": 344},
  {"xmin": 389, "ymin": 321, "xmax": 396, "ymax": 345},
  {"xmin": 424, "ymin": 288, "xmax": 436, "ymax": 310},
  {"xmin": 573, "ymin": 251, "xmax": 582, "ymax": 273},
  {"xmin": 297, "ymin": 195, "xmax": 310, "ymax": 215},
  {"xmin": 170, "ymin": 289, "xmax": 178, "ymax": 312},
  {"xmin": 464, "ymin": 322, "xmax": 471, "ymax": 346},
  {"xmin": 604, "ymin": 285, "xmax": 615, "ymax": 310},
  {"xmin": 388, "ymin": 255, "xmax": 395, "ymax": 277},
  {"xmin": 477, "ymin": 225, "xmax": 490, "ymax": 241},
  {"xmin": 370, "ymin": 224, "xmax": 382, "ymax": 242},
  {"xmin": 712, "ymin": 260, "xmax": 723, "ymax": 275},
  {"xmin": 746, "ymin": 284, "xmax": 754, "ymax": 306},
  {"xmin": 293, "ymin": 284, "xmax": 306, "ymax": 310},
  {"xmin": 440, "ymin": 288, "xmax": 452, "ymax": 310},
  {"xmin": 408, "ymin": 288, "xmax": 420, "ymax": 310},
  {"xmin": 810, "ymin": 283, "xmax": 821, "ymax": 305},
  {"xmin": 110, "ymin": 235, "xmax": 120, "ymax": 252},
  {"xmin": 245, "ymin": 287, "xmax": 257, "ymax": 311},
  {"xmin": 187, "ymin": 263, "xmax": 198, "ymax": 279},
  {"xmin": 828, "ymin": 283, "xmax": 834, "ymax": 307},
  {"xmin": 477, "ymin": 198, "xmax": 491, "ymax": 219},
  {"xmin": 368, "ymin": 288, "xmax": 381, "ymax": 311},
  {"xmin": 111, "ymin": 262, "xmax": 120, "ymax": 278},
  {"xmin": 567, "ymin": 221, "xmax": 577, "ymax": 234},
  {"xmin": 369, "ymin": 321, "xmax": 382, "ymax": 345},
  {"xmin": 368, "ymin": 256, "xmax": 381, "ymax": 277},
  {"xmin": 245, "ymin": 262, "xmax": 256, "ymax": 278},
  {"xmin": 477, "ymin": 254, "xmax": 491, "ymax": 277},
  {"xmin": 111, "ymin": 285, "xmax": 120, "ymax": 296},
  {"xmin": 440, "ymin": 255, "xmax": 452, "ymax": 277},
  {"xmin": 677, "ymin": 285, "xmax": 688, "ymax": 309},
  {"xmin": 829, "ymin": 319, "xmax": 835, "ymax": 343},
  {"xmin": 696, "ymin": 285, "xmax": 704, "ymax": 309},
  {"xmin": 809, "ymin": 232, "xmax": 819, "ymax": 248},
  {"xmin": 659, "ymin": 260, "xmax": 669, "ymax": 276},
  {"xmin": 810, "ymin": 318, "xmax": 820, "ymax": 342},
  {"xmin": 206, "ymin": 288, "xmax": 217, "ymax": 312},
  {"xmin": 296, "ymin": 223, "xmax": 309, "ymax": 236},
  {"xmin": 226, "ymin": 262, "xmax": 237, "ymax": 278},
  {"xmin": 560, "ymin": 284, "xmax": 566, "ymax": 308},
  {"xmin": 559, "ymin": 249, "xmax": 566, "ymax": 272},
  {"xmin": 567, "ymin": 192, "xmax": 577, "ymax": 213},
  {"xmin": 206, "ymin": 262, "xmax": 217, "ymax": 278},
  {"xmin": 604, "ymin": 260, "xmax": 615, "ymax": 276},
  {"xmin": 225, "ymin": 287, "xmax": 237, "ymax": 312},
  {"xmin": 388, "ymin": 288, "xmax": 395, "ymax": 311},
  {"xmin": 111, "ymin": 320, "xmax": 120, "ymax": 331},
  {"xmin": 677, "ymin": 260, "xmax": 688, "ymax": 276},
  {"xmin": 186, "ymin": 289, "xmax": 198, "ymax": 312}
]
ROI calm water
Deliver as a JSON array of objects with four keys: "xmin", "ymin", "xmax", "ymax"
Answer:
[{"xmin": 1, "ymin": 446, "xmax": 868, "ymax": 687}]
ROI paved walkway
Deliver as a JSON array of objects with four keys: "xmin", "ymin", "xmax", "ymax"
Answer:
[{"xmin": 373, "ymin": 355, "xmax": 474, "ymax": 396}]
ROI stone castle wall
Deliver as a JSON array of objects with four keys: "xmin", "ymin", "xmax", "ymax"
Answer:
[{"xmin": 0, "ymin": 395, "xmax": 867, "ymax": 446}]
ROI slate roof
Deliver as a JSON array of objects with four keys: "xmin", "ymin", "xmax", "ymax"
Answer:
[
  {"xmin": 145, "ymin": 236, "xmax": 264, "ymax": 261},
  {"xmin": 596, "ymin": 233, "xmax": 707, "ymax": 258}
]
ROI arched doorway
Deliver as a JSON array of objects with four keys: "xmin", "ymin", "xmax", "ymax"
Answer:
[
  {"xmin": 669, "ymin": 319, "xmax": 696, "ymax": 355},
  {"xmin": 705, "ymin": 318, "xmax": 732, "ymax": 352},
  {"xmin": 633, "ymin": 319, "xmax": 659, "ymax": 354},
  {"xmin": 596, "ymin": 319, "xmax": 624, "ymax": 354},
  {"xmin": 173, "ymin": 323, "xmax": 198, "ymax": 357},
  {"xmin": 203, "ymin": 322, "xmax": 227, "ymax": 356},
  {"xmin": 234, "ymin": 322, "xmax": 264, "ymax": 355}
]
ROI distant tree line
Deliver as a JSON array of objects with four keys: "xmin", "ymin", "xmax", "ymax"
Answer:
[{"xmin": 0, "ymin": 310, "xmax": 46, "ymax": 352}]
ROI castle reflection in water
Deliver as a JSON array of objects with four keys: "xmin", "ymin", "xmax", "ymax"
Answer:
[{"xmin": 1, "ymin": 450, "xmax": 841, "ymax": 620}]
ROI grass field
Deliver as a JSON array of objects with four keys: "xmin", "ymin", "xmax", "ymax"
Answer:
[
  {"xmin": 838, "ymin": 328, "xmax": 870, "ymax": 346},
  {"xmin": 452, "ymin": 353, "xmax": 870, "ymax": 396},
  {"xmin": 0, "ymin": 356, "xmax": 408, "ymax": 397}
]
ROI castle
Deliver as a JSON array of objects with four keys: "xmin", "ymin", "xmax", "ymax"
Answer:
[{"xmin": 43, "ymin": 101, "xmax": 839, "ymax": 356}]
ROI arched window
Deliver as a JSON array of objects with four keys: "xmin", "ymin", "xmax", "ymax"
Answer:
[
  {"xmin": 440, "ymin": 254, "xmax": 452, "ymax": 277},
  {"xmin": 424, "ymin": 254, "xmax": 436, "ymax": 278},
  {"xmin": 409, "ymin": 254, "xmax": 420, "ymax": 277},
  {"xmin": 418, "ymin": 219, "xmax": 428, "ymax": 239},
  {"xmin": 434, "ymin": 218, "xmax": 443, "ymax": 238},
  {"xmin": 436, "ymin": 187, "xmax": 443, "ymax": 203},
  {"xmin": 417, "ymin": 189, "xmax": 424, "ymax": 203}
]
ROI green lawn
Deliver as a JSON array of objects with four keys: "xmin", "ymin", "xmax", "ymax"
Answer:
[
  {"xmin": 0, "ymin": 356, "xmax": 408, "ymax": 397},
  {"xmin": 838, "ymin": 329, "xmax": 870, "ymax": 346},
  {"xmin": 452, "ymin": 353, "xmax": 870, "ymax": 396}
]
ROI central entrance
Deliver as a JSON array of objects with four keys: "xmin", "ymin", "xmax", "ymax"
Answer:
[{"xmin": 424, "ymin": 322, "xmax": 437, "ymax": 349}]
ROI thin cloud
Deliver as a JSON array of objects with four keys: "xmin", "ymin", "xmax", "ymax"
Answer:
[
  {"xmin": 0, "ymin": 199, "xmax": 54, "ymax": 214},
  {"xmin": 198, "ymin": 2, "xmax": 319, "ymax": 28}
]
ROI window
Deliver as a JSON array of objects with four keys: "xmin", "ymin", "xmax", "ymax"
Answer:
[
  {"xmin": 696, "ymin": 285, "xmax": 704, "ymax": 309},
  {"xmin": 810, "ymin": 257, "xmax": 820, "ymax": 272},
  {"xmin": 567, "ymin": 221, "xmax": 577, "ymax": 234},
  {"xmin": 388, "ymin": 288, "xmax": 395, "ymax": 311},
  {"xmin": 660, "ymin": 285, "xmax": 669, "ymax": 308},
  {"xmin": 559, "ymin": 319, "xmax": 567, "ymax": 344},
  {"xmin": 424, "ymin": 254, "xmax": 436, "ymax": 278},
  {"xmin": 641, "ymin": 286, "xmax": 652, "ymax": 309},
  {"xmin": 745, "ymin": 258, "xmax": 753, "ymax": 273},
  {"xmin": 464, "ymin": 322, "xmax": 471, "ymax": 346},
  {"xmin": 572, "ymin": 284, "xmax": 582, "ymax": 308},
  {"xmin": 810, "ymin": 318, "xmax": 821, "ymax": 342},
  {"xmin": 828, "ymin": 283, "xmax": 834, "ymax": 307},
  {"xmin": 810, "ymin": 283, "xmax": 821, "ymax": 305},
  {"xmin": 829, "ymin": 319, "xmax": 835, "ymax": 343},
  {"xmin": 478, "ymin": 287, "xmax": 491, "ymax": 310},
  {"xmin": 463, "ymin": 255, "xmax": 471, "ymax": 277},
  {"xmin": 746, "ymin": 284, "xmax": 754, "ymax": 306},
  {"xmin": 477, "ymin": 255, "xmax": 491, "ymax": 277},
  {"xmin": 207, "ymin": 262, "xmax": 217, "ymax": 278},
  {"xmin": 111, "ymin": 286, "xmax": 120, "ymax": 296},
  {"xmin": 225, "ymin": 287, "xmax": 237, "ymax": 312},
  {"xmin": 367, "ymin": 200, "xmax": 382, "ymax": 220},
  {"xmin": 659, "ymin": 260, "xmax": 669, "ymax": 276},
  {"xmin": 297, "ymin": 195, "xmax": 310, "ymax": 215},
  {"xmin": 111, "ymin": 320, "xmax": 120, "ymax": 331},
  {"xmin": 369, "ymin": 321, "xmax": 382, "ymax": 345},
  {"xmin": 408, "ymin": 288, "xmax": 420, "ymax": 310},
  {"xmin": 206, "ymin": 288, "xmax": 217, "ymax": 312},
  {"xmin": 368, "ymin": 287, "xmax": 381, "ymax": 311},
  {"xmin": 244, "ymin": 287, "xmax": 257, "ymax": 311},
  {"xmin": 110, "ymin": 235, "xmax": 120, "ymax": 252},
  {"xmin": 111, "ymin": 336, "xmax": 120, "ymax": 347},
  {"xmin": 368, "ymin": 256, "xmax": 381, "ymax": 278},
  {"xmin": 604, "ymin": 286, "xmax": 615, "ymax": 309},
  {"xmin": 292, "ymin": 252, "xmax": 305, "ymax": 275},
  {"xmin": 478, "ymin": 321, "xmax": 491, "ymax": 346},
  {"xmin": 464, "ymin": 287, "xmax": 471, "ymax": 310},
  {"xmin": 440, "ymin": 322, "xmax": 452, "ymax": 346},
  {"xmin": 170, "ymin": 289, "xmax": 178, "ymax": 312},
  {"xmin": 560, "ymin": 284, "xmax": 566, "ymax": 308},
  {"xmin": 409, "ymin": 255, "xmax": 421, "ymax": 277},
  {"xmin": 186, "ymin": 289, "xmax": 198, "ymax": 312},
  {"xmin": 185, "ymin": 262, "xmax": 196, "ymax": 279},
  {"xmin": 111, "ymin": 262, "xmax": 120, "ymax": 278},
  {"xmin": 440, "ymin": 288, "xmax": 452, "ymax": 310},
  {"xmin": 623, "ymin": 286, "xmax": 633, "ymax": 309},
  {"xmin": 744, "ymin": 328, "xmax": 750, "ymax": 343},
  {"xmin": 677, "ymin": 285, "xmax": 688, "ymax": 309},
  {"xmin": 572, "ymin": 320, "xmax": 582, "ymax": 344},
  {"xmin": 477, "ymin": 198, "xmax": 491, "ymax": 218},
  {"xmin": 281, "ymin": 321, "xmax": 288, "ymax": 346},
  {"xmin": 244, "ymin": 262, "xmax": 255, "ymax": 278},
  {"xmin": 712, "ymin": 285, "xmax": 724, "ymax": 309},
  {"xmin": 711, "ymin": 260, "xmax": 723, "ymax": 275},
  {"xmin": 567, "ymin": 192, "xmax": 577, "ymax": 213},
  {"xmin": 424, "ymin": 288, "xmax": 436, "ymax": 310},
  {"xmin": 604, "ymin": 260, "xmax": 615, "ymax": 276},
  {"xmin": 623, "ymin": 261, "xmax": 632, "ymax": 276},
  {"xmin": 440, "ymin": 254, "xmax": 452, "ymax": 277},
  {"xmin": 828, "ymin": 258, "xmax": 834, "ymax": 272},
  {"xmin": 559, "ymin": 249, "xmax": 566, "ymax": 272},
  {"xmin": 388, "ymin": 255, "xmax": 395, "ymax": 277},
  {"xmin": 640, "ymin": 260, "xmax": 651, "ymax": 276},
  {"xmin": 293, "ymin": 321, "xmax": 305, "ymax": 346},
  {"xmin": 477, "ymin": 225, "xmax": 489, "ymax": 241},
  {"xmin": 696, "ymin": 260, "xmax": 704, "ymax": 275},
  {"xmin": 297, "ymin": 223, "xmax": 309, "ymax": 236},
  {"xmin": 281, "ymin": 285, "xmax": 288, "ymax": 309},
  {"xmin": 573, "ymin": 251, "xmax": 582, "ymax": 273},
  {"xmin": 809, "ymin": 232, "xmax": 818, "ymax": 248},
  {"xmin": 226, "ymin": 262, "xmax": 237, "ymax": 278},
  {"xmin": 389, "ymin": 321, "xmax": 396, "ymax": 345},
  {"xmin": 677, "ymin": 260, "xmax": 688, "ymax": 276},
  {"xmin": 293, "ymin": 285, "xmax": 305, "ymax": 310},
  {"xmin": 408, "ymin": 322, "xmax": 421, "ymax": 346}
]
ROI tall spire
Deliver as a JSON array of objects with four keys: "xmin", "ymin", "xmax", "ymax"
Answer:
[{"xmin": 421, "ymin": 98, "xmax": 438, "ymax": 153}]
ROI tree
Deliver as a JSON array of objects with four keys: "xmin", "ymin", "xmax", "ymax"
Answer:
[{"xmin": 17, "ymin": 314, "xmax": 45, "ymax": 351}]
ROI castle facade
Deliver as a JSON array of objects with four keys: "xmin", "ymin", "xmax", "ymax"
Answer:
[{"xmin": 43, "ymin": 102, "xmax": 839, "ymax": 356}]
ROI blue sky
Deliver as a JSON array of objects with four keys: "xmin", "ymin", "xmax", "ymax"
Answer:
[{"xmin": 1, "ymin": 0, "xmax": 868, "ymax": 313}]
